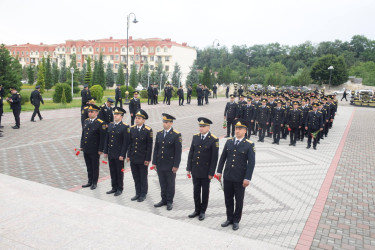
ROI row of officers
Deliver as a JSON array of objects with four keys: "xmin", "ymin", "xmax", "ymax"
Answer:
[
  {"xmin": 80, "ymin": 105, "xmax": 255, "ymax": 231},
  {"xmin": 224, "ymin": 94, "xmax": 338, "ymax": 150}
]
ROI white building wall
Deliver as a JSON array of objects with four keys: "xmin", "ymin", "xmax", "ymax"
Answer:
[{"xmin": 170, "ymin": 45, "xmax": 196, "ymax": 86}]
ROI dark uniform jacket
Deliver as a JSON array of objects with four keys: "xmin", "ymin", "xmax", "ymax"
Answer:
[
  {"xmin": 300, "ymin": 105, "xmax": 309, "ymax": 125},
  {"xmin": 80, "ymin": 118, "xmax": 106, "ymax": 153},
  {"xmin": 224, "ymin": 102, "xmax": 239, "ymax": 119},
  {"xmin": 242, "ymin": 104, "xmax": 256, "ymax": 121},
  {"xmin": 238, "ymin": 88, "xmax": 244, "ymax": 96},
  {"xmin": 203, "ymin": 88, "xmax": 209, "ymax": 97},
  {"xmin": 115, "ymin": 88, "xmax": 121, "ymax": 100},
  {"xmin": 81, "ymin": 89, "xmax": 91, "ymax": 104},
  {"xmin": 271, "ymin": 107, "xmax": 285, "ymax": 125},
  {"xmin": 99, "ymin": 104, "xmax": 114, "ymax": 125},
  {"xmin": 319, "ymin": 108, "xmax": 328, "ymax": 125},
  {"xmin": 81, "ymin": 106, "xmax": 89, "ymax": 126},
  {"xmin": 305, "ymin": 110, "xmax": 323, "ymax": 131},
  {"xmin": 177, "ymin": 89, "xmax": 184, "ymax": 97},
  {"xmin": 9, "ymin": 92, "xmax": 21, "ymax": 110},
  {"xmin": 153, "ymin": 87, "xmax": 158, "ymax": 96},
  {"xmin": 30, "ymin": 90, "xmax": 44, "ymax": 106},
  {"xmin": 283, "ymin": 105, "xmax": 292, "ymax": 123},
  {"xmin": 256, "ymin": 105, "xmax": 271, "ymax": 124},
  {"xmin": 287, "ymin": 109, "xmax": 302, "ymax": 128},
  {"xmin": 237, "ymin": 100, "xmax": 247, "ymax": 117},
  {"xmin": 186, "ymin": 132, "xmax": 219, "ymax": 178},
  {"xmin": 152, "ymin": 128, "xmax": 182, "ymax": 171},
  {"xmin": 104, "ymin": 121, "xmax": 130, "ymax": 159},
  {"xmin": 212, "ymin": 86, "xmax": 217, "ymax": 93},
  {"xmin": 197, "ymin": 87, "xmax": 203, "ymax": 97},
  {"xmin": 129, "ymin": 98, "xmax": 141, "ymax": 115},
  {"xmin": 147, "ymin": 86, "xmax": 153, "ymax": 96},
  {"xmin": 323, "ymin": 104, "xmax": 331, "ymax": 122},
  {"xmin": 166, "ymin": 87, "xmax": 173, "ymax": 97},
  {"xmin": 127, "ymin": 124, "xmax": 153, "ymax": 164},
  {"xmin": 217, "ymin": 138, "xmax": 256, "ymax": 182},
  {"xmin": 187, "ymin": 88, "xmax": 192, "ymax": 97}
]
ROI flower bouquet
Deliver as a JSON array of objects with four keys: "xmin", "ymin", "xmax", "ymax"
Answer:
[
  {"xmin": 74, "ymin": 148, "xmax": 81, "ymax": 156},
  {"xmin": 223, "ymin": 120, "xmax": 227, "ymax": 129},
  {"xmin": 213, "ymin": 174, "xmax": 224, "ymax": 191},
  {"xmin": 311, "ymin": 130, "xmax": 320, "ymax": 139}
]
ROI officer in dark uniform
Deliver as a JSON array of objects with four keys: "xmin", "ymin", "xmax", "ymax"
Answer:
[
  {"xmin": 322, "ymin": 97, "xmax": 331, "ymax": 138},
  {"xmin": 212, "ymin": 85, "xmax": 217, "ymax": 99},
  {"xmin": 187, "ymin": 117, "xmax": 219, "ymax": 221},
  {"xmin": 166, "ymin": 84, "xmax": 173, "ymax": 105},
  {"xmin": 327, "ymin": 95, "xmax": 336, "ymax": 130},
  {"xmin": 99, "ymin": 98, "xmax": 114, "ymax": 126},
  {"xmin": 242, "ymin": 96, "xmax": 256, "ymax": 139},
  {"xmin": 177, "ymin": 86, "xmax": 184, "ymax": 106},
  {"xmin": 152, "ymin": 113, "xmax": 182, "ymax": 211},
  {"xmin": 81, "ymin": 97, "xmax": 96, "ymax": 128},
  {"xmin": 115, "ymin": 84, "xmax": 122, "ymax": 108},
  {"xmin": 252, "ymin": 94, "xmax": 261, "ymax": 135},
  {"xmin": 216, "ymin": 119, "xmax": 256, "ymax": 231},
  {"xmin": 103, "ymin": 107, "xmax": 130, "ymax": 196},
  {"xmin": 317, "ymin": 101, "xmax": 328, "ymax": 144},
  {"xmin": 187, "ymin": 85, "xmax": 192, "ymax": 104},
  {"xmin": 197, "ymin": 84, "xmax": 203, "ymax": 106},
  {"xmin": 147, "ymin": 84, "xmax": 154, "ymax": 105},
  {"xmin": 305, "ymin": 103, "xmax": 323, "ymax": 150},
  {"xmin": 80, "ymin": 104, "xmax": 106, "ymax": 190},
  {"xmin": 237, "ymin": 94, "xmax": 247, "ymax": 117},
  {"xmin": 271, "ymin": 100, "xmax": 285, "ymax": 145},
  {"xmin": 300, "ymin": 98, "xmax": 309, "ymax": 141},
  {"xmin": 256, "ymin": 99, "xmax": 270, "ymax": 142},
  {"xmin": 266, "ymin": 95, "xmax": 276, "ymax": 137},
  {"xmin": 30, "ymin": 85, "xmax": 44, "ymax": 122},
  {"xmin": 7, "ymin": 87, "xmax": 21, "ymax": 129},
  {"xmin": 153, "ymin": 84, "xmax": 159, "ymax": 104},
  {"xmin": 163, "ymin": 85, "xmax": 168, "ymax": 104},
  {"xmin": 81, "ymin": 84, "xmax": 91, "ymax": 110},
  {"xmin": 287, "ymin": 101, "xmax": 302, "ymax": 146},
  {"xmin": 204, "ymin": 86, "xmax": 209, "ymax": 104},
  {"xmin": 238, "ymin": 86, "xmax": 244, "ymax": 97},
  {"xmin": 129, "ymin": 91, "xmax": 141, "ymax": 126},
  {"xmin": 224, "ymin": 94, "xmax": 239, "ymax": 138},
  {"xmin": 127, "ymin": 109, "xmax": 153, "ymax": 202},
  {"xmin": 226, "ymin": 85, "xmax": 229, "ymax": 99},
  {"xmin": 282, "ymin": 98, "xmax": 292, "ymax": 139}
]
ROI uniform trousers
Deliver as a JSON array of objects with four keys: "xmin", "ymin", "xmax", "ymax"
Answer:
[
  {"xmin": 83, "ymin": 152, "xmax": 100, "ymax": 184},
  {"xmin": 193, "ymin": 177, "xmax": 211, "ymax": 213},
  {"xmin": 157, "ymin": 170, "xmax": 176, "ymax": 204},
  {"xmin": 224, "ymin": 180, "xmax": 245, "ymax": 223},
  {"xmin": 109, "ymin": 158, "xmax": 124, "ymax": 191},
  {"xmin": 130, "ymin": 162, "xmax": 148, "ymax": 197}
]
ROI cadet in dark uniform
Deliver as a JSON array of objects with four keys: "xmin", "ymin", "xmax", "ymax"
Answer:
[
  {"xmin": 103, "ymin": 107, "xmax": 130, "ymax": 196},
  {"xmin": 81, "ymin": 84, "xmax": 91, "ymax": 110},
  {"xmin": 115, "ymin": 84, "xmax": 122, "ymax": 108},
  {"xmin": 204, "ymin": 86, "xmax": 209, "ymax": 104},
  {"xmin": 197, "ymin": 84, "xmax": 203, "ymax": 106},
  {"xmin": 242, "ymin": 97, "xmax": 256, "ymax": 139},
  {"xmin": 322, "ymin": 97, "xmax": 331, "ymax": 138},
  {"xmin": 224, "ymin": 94, "xmax": 239, "ymax": 138},
  {"xmin": 226, "ymin": 85, "xmax": 229, "ymax": 99},
  {"xmin": 252, "ymin": 94, "xmax": 261, "ymax": 135},
  {"xmin": 99, "ymin": 98, "xmax": 114, "ymax": 126},
  {"xmin": 266, "ymin": 95, "xmax": 276, "ymax": 137},
  {"xmin": 187, "ymin": 117, "xmax": 219, "ymax": 221},
  {"xmin": 177, "ymin": 86, "xmax": 184, "ymax": 106},
  {"xmin": 282, "ymin": 99, "xmax": 291, "ymax": 139},
  {"xmin": 212, "ymin": 85, "xmax": 217, "ymax": 99},
  {"xmin": 129, "ymin": 91, "xmax": 141, "ymax": 126},
  {"xmin": 80, "ymin": 104, "xmax": 106, "ymax": 190},
  {"xmin": 216, "ymin": 119, "xmax": 256, "ymax": 231},
  {"xmin": 187, "ymin": 85, "xmax": 192, "ymax": 104},
  {"xmin": 81, "ymin": 97, "xmax": 96, "ymax": 128},
  {"xmin": 271, "ymin": 100, "xmax": 285, "ymax": 145},
  {"xmin": 30, "ymin": 85, "xmax": 44, "ymax": 122},
  {"xmin": 147, "ymin": 84, "xmax": 154, "ymax": 105},
  {"xmin": 300, "ymin": 99, "xmax": 309, "ymax": 141},
  {"xmin": 152, "ymin": 113, "xmax": 182, "ymax": 211},
  {"xmin": 238, "ymin": 86, "xmax": 244, "ymax": 96},
  {"xmin": 287, "ymin": 101, "xmax": 302, "ymax": 146},
  {"xmin": 256, "ymin": 99, "xmax": 270, "ymax": 142},
  {"xmin": 7, "ymin": 87, "xmax": 21, "ymax": 129},
  {"xmin": 166, "ymin": 84, "xmax": 172, "ymax": 105},
  {"xmin": 153, "ymin": 85, "xmax": 159, "ymax": 104},
  {"xmin": 305, "ymin": 103, "xmax": 323, "ymax": 150},
  {"xmin": 237, "ymin": 94, "xmax": 247, "ymax": 117},
  {"xmin": 127, "ymin": 109, "xmax": 153, "ymax": 202},
  {"xmin": 317, "ymin": 101, "xmax": 328, "ymax": 144}
]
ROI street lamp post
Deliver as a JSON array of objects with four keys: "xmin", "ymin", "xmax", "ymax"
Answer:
[
  {"xmin": 212, "ymin": 39, "xmax": 220, "ymax": 48},
  {"xmin": 159, "ymin": 73, "xmax": 163, "ymax": 93},
  {"xmin": 328, "ymin": 65, "xmax": 334, "ymax": 90},
  {"xmin": 70, "ymin": 67, "xmax": 74, "ymax": 97},
  {"xmin": 125, "ymin": 12, "xmax": 138, "ymax": 104},
  {"xmin": 147, "ymin": 72, "xmax": 150, "ymax": 87}
]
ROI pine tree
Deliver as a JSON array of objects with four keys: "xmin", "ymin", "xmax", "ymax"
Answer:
[
  {"xmin": 0, "ymin": 44, "xmax": 22, "ymax": 92},
  {"xmin": 140, "ymin": 63, "xmax": 149, "ymax": 88},
  {"xmin": 66, "ymin": 54, "xmax": 80, "ymax": 87},
  {"xmin": 85, "ymin": 56, "xmax": 93, "ymax": 86},
  {"xmin": 97, "ymin": 53, "xmax": 106, "ymax": 89},
  {"xmin": 80, "ymin": 63, "xmax": 86, "ymax": 85},
  {"xmin": 116, "ymin": 62, "xmax": 125, "ymax": 86},
  {"xmin": 36, "ymin": 57, "xmax": 46, "ymax": 94},
  {"xmin": 129, "ymin": 63, "xmax": 138, "ymax": 89},
  {"xmin": 105, "ymin": 62, "xmax": 115, "ymax": 88},
  {"xmin": 202, "ymin": 66, "xmax": 211, "ymax": 87},
  {"xmin": 22, "ymin": 65, "xmax": 28, "ymax": 82},
  {"xmin": 61, "ymin": 87, "xmax": 67, "ymax": 105},
  {"xmin": 27, "ymin": 65, "xmax": 34, "ymax": 85},
  {"xmin": 186, "ymin": 62, "xmax": 199, "ymax": 87},
  {"xmin": 59, "ymin": 58, "xmax": 67, "ymax": 83},
  {"xmin": 171, "ymin": 63, "xmax": 182, "ymax": 87},
  {"xmin": 52, "ymin": 62, "xmax": 59, "ymax": 85},
  {"xmin": 92, "ymin": 60, "xmax": 98, "ymax": 87},
  {"xmin": 45, "ymin": 55, "xmax": 53, "ymax": 91}
]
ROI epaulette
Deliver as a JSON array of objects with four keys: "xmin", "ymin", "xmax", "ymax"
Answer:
[
  {"xmin": 194, "ymin": 133, "xmax": 199, "ymax": 136},
  {"xmin": 173, "ymin": 129, "xmax": 180, "ymax": 134},
  {"xmin": 97, "ymin": 119, "xmax": 104, "ymax": 123},
  {"xmin": 83, "ymin": 106, "xmax": 88, "ymax": 109},
  {"xmin": 158, "ymin": 129, "xmax": 164, "ymax": 133},
  {"xmin": 318, "ymin": 111, "xmax": 322, "ymax": 113},
  {"xmin": 145, "ymin": 125, "xmax": 151, "ymax": 130},
  {"xmin": 211, "ymin": 133, "xmax": 218, "ymax": 139},
  {"xmin": 246, "ymin": 139, "xmax": 254, "ymax": 144},
  {"xmin": 131, "ymin": 125, "xmax": 136, "ymax": 127},
  {"xmin": 101, "ymin": 104, "xmax": 105, "ymax": 107},
  {"xmin": 123, "ymin": 123, "xmax": 129, "ymax": 126},
  {"xmin": 85, "ymin": 118, "xmax": 90, "ymax": 120},
  {"xmin": 227, "ymin": 137, "xmax": 233, "ymax": 141}
]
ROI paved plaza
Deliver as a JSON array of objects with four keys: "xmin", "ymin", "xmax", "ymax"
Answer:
[{"xmin": 0, "ymin": 97, "xmax": 374, "ymax": 249}]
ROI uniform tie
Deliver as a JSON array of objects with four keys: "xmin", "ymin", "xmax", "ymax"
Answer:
[
  {"xmin": 164, "ymin": 131, "xmax": 167, "ymax": 137},
  {"xmin": 235, "ymin": 140, "xmax": 240, "ymax": 147}
]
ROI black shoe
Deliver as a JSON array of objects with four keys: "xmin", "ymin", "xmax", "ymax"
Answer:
[
  {"xmin": 289, "ymin": 143, "xmax": 293, "ymax": 146},
  {"xmin": 313, "ymin": 146, "xmax": 317, "ymax": 150},
  {"xmin": 221, "ymin": 220, "xmax": 233, "ymax": 227},
  {"xmin": 199, "ymin": 213, "xmax": 205, "ymax": 221},
  {"xmin": 12, "ymin": 126, "xmax": 19, "ymax": 129},
  {"xmin": 90, "ymin": 184, "xmax": 97, "ymax": 190},
  {"xmin": 306, "ymin": 145, "xmax": 311, "ymax": 149},
  {"xmin": 114, "ymin": 190, "xmax": 122, "ymax": 196},
  {"xmin": 276, "ymin": 142, "xmax": 279, "ymax": 145},
  {"xmin": 261, "ymin": 140, "xmax": 264, "ymax": 142},
  {"xmin": 0, "ymin": 126, "xmax": 4, "ymax": 129},
  {"xmin": 154, "ymin": 201, "xmax": 167, "ymax": 207},
  {"xmin": 40, "ymin": 117, "xmax": 43, "ymax": 121},
  {"xmin": 300, "ymin": 139, "xmax": 303, "ymax": 141},
  {"xmin": 30, "ymin": 120, "xmax": 36, "ymax": 122},
  {"xmin": 137, "ymin": 196, "xmax": 146, "ymax": 202},
  {"xmin": 82, "ymin": 183, "xmax": 92, "ymax": 188},
  {"xmin": 167, "ymin": 203, "xmax": 173, "ymax": 210},
  {"xmin": 325, "ymin": 135, "xmax": 327, "ymax": 137},
  {"xmin": 106, "ymin": 189, "xmax": 116, "ymax": 194},
  {"xmin": 293, "ymin": 143, "xmax": 296, "ymax": 146},
  {"xmin": 272, "ymin": 142, "xmax": 276, "ymax": 144},
  {"xmin": 233, "ymin": 223, "xmax": 239, "ymax": 231},
  {"xmin": 131, "ymin": 195, "xmax": 140, "ymax": 201},
  {"xmin": 188, "ymin": 211, "xmax": 199, "ymax": 218},
  {"xmin": 317, "ymin": 141, "xmax": 320, "ymax": 144}
]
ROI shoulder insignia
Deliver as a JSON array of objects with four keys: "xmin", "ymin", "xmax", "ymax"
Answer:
[
  {"xmin": 216, "ymin": 141, "xmax": 219, "ymax": 148},
  {"xmin": 101, "ymin": 104, "xmax": 105, "ymax": 107},
  {"xmin": 246, "ymin": 139, "xmax": 253, "ymax": 144},
  {"xmin": 145, "ymin": 125, "xmax": 151, "ymax": 130},
  {"xmin": 131, "ymin": 125, "xmax": 136, "ymax": 127},
  {"xmin": 86, "ymin": 118, "xmax": 90, "ymax": 120},
  {"xmin": 158, "ymin": 130, "xmax": 164, "ymax": 133},
  {"xmin": 123, "ymin": 123, "xmax": 128, "ymax": 126},
  {"xmin": 173, "ymin": 129, "xmax": 180, "ymax": 134},
  {"xmin": 102, "ymin": 124, "xmax": 107, "ymax": 130},
  {"xmin": 211, "ymin": 133, "xmax": 218, "ymax": 139},
  {"xmin": 83, "ymin": 106, "xmax": 88, "ymax": 109},
  {"xmin": 318, "ymin": 111, "xmax": 322, "ymax": 113},
  {"xmin": 97, "ymin": 119, "xmax": 104, "ymax": 123},
  {"xmin": 81, "ymin": 110, "xmax": 84, "ymax": 114},
  {"xmin": 194, "ymin": 133, "xmax": 199, "ymax": 136},
  {"xmin": 227, "ymin": 137, "xmax": 233, "ymax": 141}
]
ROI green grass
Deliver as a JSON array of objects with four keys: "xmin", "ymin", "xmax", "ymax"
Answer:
[{"xmin": 3, "ymin": 99, "xmax": 83, "ymax": 112}]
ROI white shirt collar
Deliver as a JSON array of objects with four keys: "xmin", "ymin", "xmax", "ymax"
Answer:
[
  {"xmin": 164, "ymin": 128, "xmax": 172, "ymax": 133},
  {"xmin": 201, "ymin": 131, "xmax": 209, "ymax": 139}
]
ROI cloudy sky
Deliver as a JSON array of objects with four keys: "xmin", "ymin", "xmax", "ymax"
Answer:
[{"xmin": 1, "ymin": 0, "xmax": 374, "ymax": 49}]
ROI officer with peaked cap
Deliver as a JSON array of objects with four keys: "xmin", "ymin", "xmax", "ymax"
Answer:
[
  {"xmin": 224, "ymin": 94, "xmax": 239, "ymax": 138},
  {"xmin": 99, "ymin": 97, "xmax": 114, "ymax": 126},
  {"xmin": 305, "ymin": 103, "xmax": 323, "ymax": 150},
  {"xmin": 129, "ymin": 91, "xmax": 141, "ymax": 125},
  {"xmin": 115, "ymin": 84, "xmax": 122, "ymax": 108},
  {"xmin": 81, "ymin": 97, "xmax": 96, "ymax": 128},
  {"xmin": 81, "ymin": 84, "xmax": 92, "ymax": 110},
  {"xmin": 30, "ymin": 85, "xmax": 44, "ymax": 122},
  {"xmin": 7, "ymin": 87, "xmax": 21, "ymax": 129}
]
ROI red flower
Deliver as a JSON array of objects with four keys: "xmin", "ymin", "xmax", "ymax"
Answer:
[
  {"xmin": 288, "ymin": 127, "xmax": 292, "ymax": 131},
  {"xmin": 121, "ymin": 168, "xmax": 125, "ymax": 172},
  {"xmin": 187, "ymin": 173, "xmax": 191, "ymax": 179},
  {"xmin": 102, "ymin": 160, "xmax": 108, "ymax": 165},
  {"xmin": 150, "ymin": 166, "xmax": 155, "ymax": 170},
  {"xmin": 74, "ymin": 148, "xmax": 77, "ymax": 151},
  {"xmin": 214, "ymin": 174, "xmax": 220, "ymax": 181},
  {"xmin": 75, "ymin": 151, "xmax": 80, "ymax": 156}
]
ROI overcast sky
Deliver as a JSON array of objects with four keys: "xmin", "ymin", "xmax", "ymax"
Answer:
[{"xmin": 1, "ymin": 0, "xmax": 374, "ymax": 50}]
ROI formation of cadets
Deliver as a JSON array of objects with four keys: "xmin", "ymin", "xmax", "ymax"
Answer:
[
  {"xmin": 224, "ymin": 88, "xmax": 338, "ymax": 150},
  {"xmin": 79, "ymin": 88, "xmax": 254, "ymax": 230}
]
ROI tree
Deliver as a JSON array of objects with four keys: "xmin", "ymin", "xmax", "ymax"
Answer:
[
  {"xmin": 96, "ymin": 53, "xmax": 106, "ymax": 89},
  {"xmin": 52, "ymin": 62, "xmax": 59, "ymax": 85},
  {"xmin": 66, "ymin": 54, "xmax": 80, "ymax": 87},
  {"xmin": 27, "ymin": 65, "xmax": 34, "ymax": 85},
  {"xmin": 0, "ymin": 44, "xmax": 23, "ymax": 92},
  {"xmin": 349, "ymin": 61, "xmax": 375, "ymax": 86},
  {"xmin": 45, "ymin": 55, "xmax": 53, "ymax": 91},
  {"xmin": 85, "ymin": 56, "xmax": 93, "ymax": 86},
  {"xmin": 139, "ymin": 63, "xmax": 149, "ymax": 88},
  {"xmin": 310, "ymin": 54, "xmax": 348, "ymax": 86},
  {"xmin": 129, "ymin": 63, "xmax": 138, "ymax": 89},
  {"xmin": 59, "ymin": 58, "xmax": 67, "ymax": 83},
  {"xmin": 91, "ymin": 60, "xmax": 98, "ymax": 87},
  {"xmin": 171, "ymin": 63, "xmax": 182, "ymax": 87},
  {"xmin": 36, "ymin": 57, "xmax": 46, "ymax": 93},
  {"xmin": 80, "ymin": 63, "xmax": 86, "ymax": 85},
  {"xmin": 116, "ymin": 62, "xmax": 125, "ymax": 86},
  {"xmin": 105, "ymin": 62, "xmax": 115, "ymax": 87},
  {"xmin": 22, "ymin": 65, "xmax": 28, "ymax": 81},
  {"xmin": 186, "ymin": 63, "xmax": 199, "ymax": 87},
  {"xmin": 202, "ymin": 66, "xmax": 211, "ymax": 87}
]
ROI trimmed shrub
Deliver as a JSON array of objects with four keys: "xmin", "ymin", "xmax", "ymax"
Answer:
[
  {"xmin": 73, "ymin": 86, "xmax": 80, "ymax": 94},
  {"xmin": 90, "ymin": 84, "xmax": 104, "ymax": 103},
  {"xmin": 53, "ymin": 83, "xmax": 72, "ymax": 103},
  {"xmin": 192, "ymin": 83, "xmax": 198, "ymax": 97},
  {"xmin": 120, "ymin": 85, "xmax": 135, "ymax": 99},
  {"xmin": 20, "ymin": 92, "xmax": 29, "ymax": 105},
  {"xmin": 140, "ymin": 90, "xmax": 148, "ymax": 99}
]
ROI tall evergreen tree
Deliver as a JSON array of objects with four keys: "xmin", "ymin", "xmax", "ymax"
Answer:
[
  {"xmin": 52, "ymin": 62, "xmax": 59, "ymax": 85},
  {"xmin": 186, "ymin": 62, "xmax": 199, "ymax": 87},
  {"xmin": 129, "ymin": 63, "xmax": 138, "ymax": 89},
  {"xmin": 80, "ymin": 63, "xmax": 86, "ymax": 85},
  {"xmin": 106, "ymin": 62, "xmax": 115, "ymax": 87},
  {"xmin": 36, "ymin": 57, "xmax": 46, "ymax": 93},
  {"xmin": 202, "ymin": 66, "xmax": 211, "ymax": 87},
  {"xmin": 27, "ymin": 65, "xmax": 35, "ymax": 85},
  {"xmin": 59, "ymin": 58, "xmax": 67, "ymax": 83},
  {"xmin": 91, "ymin": 60, "xmax": 98, "ymax": 87},
  {"xmin": 116, "ymin": 62, "xmax": 125, "ymax": 86},
  {"xmin": 140, "ymin": 63, "xmax": 149, "ymax": 87},
  {"xmin": 85, "ymin": 56, "xmax": 93, "ymax": 86},
  {"xmin": 22, "ymin": 65, "xmax": 28, "ymax": 81},
  {"xmin": 171, "ymin": 63, "xmax": 182, "ymax": 86},
  {"xmin": 66, "ymin": 54, "xmax": 80, "ymax": 87},
  {"xmin": 97, "ymin": 53, "xmax": 106, "ymax": 89},
  {"xmin": 0, "ymin": 44, "xmax": 23, "ymax": 92},
  {"xmin": 45, "ymin": 55, "xmax": 53, "ymax": 91}
]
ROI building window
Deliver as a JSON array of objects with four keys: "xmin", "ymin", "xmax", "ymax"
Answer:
[
  {"xmin": 136, "ymin": 47, "xmax": 140, "ymax": 53},
  {"xmin": 83, "ymin": 47, "xmax": 86, "ymax": 52},
  {"xmin": 62, "ymin": 47, "xmax": 65, "ymax": 52},
  {"xmin": 44, "ymin": 51, "xmax": 47, "ymax": 56},
  {"xmin": 150, "ymin": 65, "xmax": 154, "ymax": 70},
  {"xmin": 22, "ymin": 52, "xmax": 24, "ymax": 56},
  {"xmin": 122, "ymin": 46, "xmax": 126, "ymax": 52},
  {"xmin": 101, "ymin": 48, "xmax": 105, "ymax": 52},
  {"xmin": 135, "ymin": 55, "xmax": 139, "ymax": 61},
  {"xmin": 157, "ymin": 56, "xmax": 162, "ymax": 62},
  {"xmin": 77, "ymin": 55, "xmax": 81, "ymax": 60},
  {"xmin": 130, "ymin": 56, "xmax": 134, "ymax": 61},
  {"xmin": 150, "ymin": 56, "xmax": 154, "ymax": 62},
  {"xmin": 109, "ymin": 47, "xmax": 112, "ymax": 52},
  {"xmin": 164, "ymin": 47, "xmax": 168, "ymax": 52},
  {"xmin": 150, "ymin": 47, "xmax": 154, "ymax": 53},
  {"xmin": 129, "ymin": 47, "xmax": 133, "ymax": 52},
  {"xmin": 165, "ymin": 56, "xmax": 170, "ymax": 62},
  {"xmin": 31, "ymin": 51, "xmax": 33, "ymax": 56},
  {"xmin": 142, "ymin": 47, "xmax": 146, "ymax": 53},
  {"xmin": 165, "ymin": 65, "xmax": 169, "ymax": 71},
  {"xmin": 156, "ymin": 47, "xmax": 160, "ymax": 52},
  {"xmin": 27, "ymin": 58, "xmax": 29, "ymax": 62},
  {"xmin": 115, "ymin": 55, "xmax": 119, "ymax": 60},
  {"xmin": 89, "ymin": 47, "xmax": 92, "ymax": 52},
  {"xmin": 115, "ymin": 64, "xmax": 118, "ymax": 69},
  {"xmin": 67, "ymin": 47, "xmax": 70, "ymax": 52},
  {"xmin": 72, "ymin": 47, "xmax": 76, "ymax": 52},
  {"xmin": 110, "ymin": 55, "xmax": 114, "ymax": 60},
  {"xmin": 103, "ymin": 55, "xmax": 106, "ymax": 60},
  {"xmin": 115, "ymin": 47, "xmax": 118, "ymax": 52},
  {"xmin": 96, "ymin": 48, "xmax": 99, "ymax": 52}
]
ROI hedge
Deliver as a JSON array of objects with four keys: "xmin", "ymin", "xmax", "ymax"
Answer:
[
  {"xmin": 53, "ymin": 83, "xmax": 73, "ymax": 103},
  {"xmin": 90, "ymin": 85, "xmax": 104, "ymax": 103}
]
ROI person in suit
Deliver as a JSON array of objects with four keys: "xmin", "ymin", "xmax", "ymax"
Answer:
[
  {"xmin": 305, "ymin": 103, "xmax": 323, "ymax": 150},
  {"xmin": 226, "ymin": 85, "xmax": 229, "ymax": 99},
  {"xmin": 166, "ymin": 84, "xmax": 173, "ymax": 105},
  {"xmin": 80, "ymin": 104, "xmax": 106, "ymax": 190},
  {"xmin": 30, "ymin": 85, "xmax": 44, "ymax": 122},
  {"xmin": 256, "ymin": 99, "xmax": 271, "ymax": 142},
  {"xmin": 81, "ymin": 84, "xmax": 91, "ymax": 110},
  {"xmin": 271, "ymin": 100, "xmax": 285, "ymax": 145},
  {"xmin": 147, "ymin": 84, "xmax": 154, "ymax": 105},
  {"xmin": 224, "ymin": 94, "xmax": 239, "ymax": 138},
  {"xmin": 286, "ymin": 101, "xmax": 302, "ymax": 146},
  {"xmin": 197, "ymin": 84, "xmax": 203, "ymax": 106},
  {"xmin": 99, "ymin": 98, "xmax": 115, "ymax": 126},
  {"xmin": 129, "ymin": 91, "xmax": 141, "ymax": 126},
  {"xmin": 127, "ymin": 109, "xmax": 153, "ymax": 202},
  {"xmin": 103, "ymin": 107, "xmax": 130, "ymax": 196},
  {"xmin": 238, "ymin": 86, "xmax": 244, "ymax": 97},
  {"xmin": 153, "ymin": 84, "xmax": 159, "ymax": 104},
  {"xmin": 187, "ymin": 117, "xmax": 219, "ymax": 221},
  {"xmin": 177, "ymin": 86, "xmax": 184, "ymax": 106},
  {"xmin": 81, "ymin": 97, "xmax": 96, "ymax": 128},
  {"xmin": 216, "ymin": 119, "xmax": 256, "ymax": 231},
  {"xmin": 204, "ymin": 86, "xmax": 209, "ymax": 104},
  {"xmin": 187, "ymin": 85, "xmax": 192, "ymax": 104},
  {"xmin": 212, "ymin": 85, "xmax": 217, "ymax": 99},
  {"xmin": 152, "ymin": 113, "xmax": 182, "ymax": 211},
  {"xmin": 115, "ymin": 84, "xmax": 122, "ymax": 108},
  {"xmin": 242, "ymin": 97, "xmax": 256, "ymax": 139},
  {"xmin": 163, "ymin": 86, "xmax": 168, "ymax": 104},
  {"xmin": 6, "ymin": 87, "xmax": 21, "ymax": 129}
]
